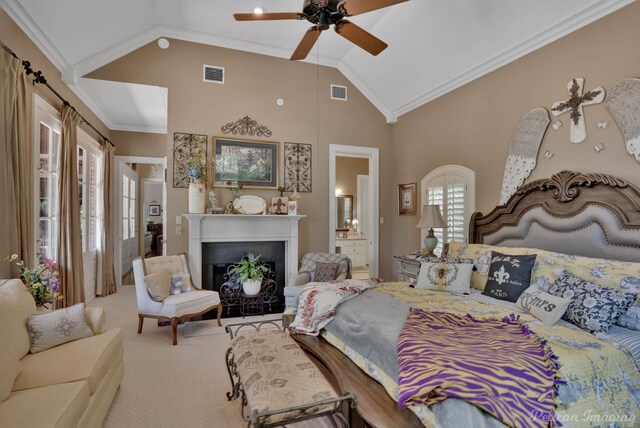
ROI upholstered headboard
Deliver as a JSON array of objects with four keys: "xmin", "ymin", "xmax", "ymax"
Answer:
[{"xmin": 469, "ymin": 171, "xmax": 640, "ymax": 262}]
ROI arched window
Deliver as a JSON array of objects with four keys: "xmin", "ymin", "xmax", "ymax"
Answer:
[{"xmin": 420, "ymin": 165, "xmax": 476, "ymax": 254}]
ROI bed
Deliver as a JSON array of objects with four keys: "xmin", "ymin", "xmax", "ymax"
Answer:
[{"xmin": 291, "ymin": 170, "xmax": 640, "ymax": 427}]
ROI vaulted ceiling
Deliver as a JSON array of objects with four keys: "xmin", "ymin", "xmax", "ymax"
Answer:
[{"xmin": 1, "ymin": 0, "xmax": 633, "ymax": 132}]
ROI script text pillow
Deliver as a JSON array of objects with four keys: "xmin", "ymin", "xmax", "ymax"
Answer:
[
  {"xmin": 314, "ymin": 262, "xmax": 340, "ymax": 282},
  {"xmin": 483, "ymin": 252, "xmax": 537, "ymax": 302},
  {"xmin": 27, "ymin": 303, "xmax": 93, "ymax": 353},
  {"xmin": 549, "ymin": 271, "xmax": 637, "ymax": 333},
  {"xmin": 145, "ymin": 268, "xmax": 172, "ymax": 301},
  {"xmin": 416, "ymin": 258, "xmax": 474, "ymax": 294},
  {"xmin": 516, "ymin": 286, "xmax": 571, "ymax": 326}
]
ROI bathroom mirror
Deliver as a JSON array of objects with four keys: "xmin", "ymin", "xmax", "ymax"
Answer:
[{"xmin": 336, "ymin": 195, "xmax": 353, "ymax": 231}]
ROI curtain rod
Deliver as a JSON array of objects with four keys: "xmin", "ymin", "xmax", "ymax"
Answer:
[{"xmin": 0, "ymin": 40, "xmax": 115, "ymax": 149}]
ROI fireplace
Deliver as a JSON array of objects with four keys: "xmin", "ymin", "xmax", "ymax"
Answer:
[
  {"xmin": 201, "ymin": 241, "xmax": 285, "ymax": 316},
  {"xmin": 183, "ymin": 214, "xmax": 304, "ymax": 315}
]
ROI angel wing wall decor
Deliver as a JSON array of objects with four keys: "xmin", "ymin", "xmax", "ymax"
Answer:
[
  {"xmin": 605, "ymin": 78, "xmax": 640, "ymax": 163},
  {"xmin": 499, "ymin": 108, "xmax": 550, "ymax": 205}
]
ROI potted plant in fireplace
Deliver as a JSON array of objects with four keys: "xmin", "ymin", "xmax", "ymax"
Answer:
[{"xmin": 230, "ymin": 253, "xmax": 269, "ymax": 296}]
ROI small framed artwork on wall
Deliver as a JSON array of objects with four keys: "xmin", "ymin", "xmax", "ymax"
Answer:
[
  {"xmin": 149, "ymin": 204, "xmax": 161, "ymax": 216},
  {"xmin": 398, "ymin": 182, "xmax": 417, "ymax": 215}
]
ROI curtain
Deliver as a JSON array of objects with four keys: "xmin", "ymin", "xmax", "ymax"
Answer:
[
  {"xmin": 0, "ymin": 50, "xmax": 32, "ymax": 277},
  {"xmin": 57, "ymin": 105, "xmax": 84, "ymax": 306},
  {"xmin": 97, "ymin": 142, "xmax": 116, "ymax": 296}
]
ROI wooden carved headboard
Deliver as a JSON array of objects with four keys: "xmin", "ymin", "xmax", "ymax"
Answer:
[{"xmin": 469, "ymin": 170, "xmax": 640, "ymax": 262}]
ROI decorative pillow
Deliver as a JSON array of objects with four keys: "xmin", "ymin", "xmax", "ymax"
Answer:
[
  {"xmin": 415, "ymin": 259, "xmax": 474, "ymax": 294},
  {"xmin": 0, "ymin": 336, "xmax": 20, "ymax": 402},
  {"xmin": 170, "ymin": 274, "xmax": 192, "ymax": 295},
  {"xmin": 483, "ymin": 252, "xmax": 537, "ymax": 302},
  {"xmin": 314, "ymin": 263, "xmax": 340, "ymax": 282},
  {"xmin": 516, "ymin": 286, "xmax": 571, "ymax": 326},
  {"xmin": 145, "ymin": 268, "xmax": 172, "ymax": 301},
  {"xmin": 447, "ymin": 242, "xmax": 537, "ymax": 291},
  {"xmin": 549, "ymin": 271, "xmax": 637, "ymax": 333},
  {"xmin": 27, "ymin": 303, "xmax": 93, "ymax": 353}
]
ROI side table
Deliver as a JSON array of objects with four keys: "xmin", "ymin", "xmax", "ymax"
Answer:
[{"xmin": 240, "ymin": 291, "xmax": 264, "ymax": 318}]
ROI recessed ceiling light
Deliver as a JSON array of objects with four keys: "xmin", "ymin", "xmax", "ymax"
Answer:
[
  {"xmin": 253, "ymin": 7, "xmax": 264, "ymax": 14},
  {"xmin": 157, "ymin": 38, "xmax": 170, "ymax": 49}
]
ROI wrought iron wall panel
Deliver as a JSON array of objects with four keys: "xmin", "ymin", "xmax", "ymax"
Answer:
[
  {"xmin": 284, "ymin": 142, "xmax": 312, "ymax": 192},
  {"xmin": 173, "ymin": 132, "xmax": 207, "ymax": 188}
]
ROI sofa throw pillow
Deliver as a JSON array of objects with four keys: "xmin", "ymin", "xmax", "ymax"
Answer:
[
  {"xmin": 516, "ymin": 286, "xmax": 571, "ymax": 326},
  {"xmin": 549, "ymin": 271, "xmax": 637, "ymax": 333},
  {"xmin": 145, "ymin": 268, "xmax": 172, "ymax": 301},
  {"xmin": 0, "ymin": 336, "xmax": 21, "ymax": 402},
  {"xmin": 27, "ymin": 303, "xmax": 93, "ymax": 354},
  {"xmin": 170, "ymin": 274, "xmax": 193, "ymax": 295},
  {"xmin": 314, "ymin": 263, "xmax": 340, "ymax": 282},
  {"xmin": 415, "ymin": 259, "xmax": 474, "ymax": 294},
  {"xmin": 483, "ymin": 252, "xmax": 537, "ymax": 302}
]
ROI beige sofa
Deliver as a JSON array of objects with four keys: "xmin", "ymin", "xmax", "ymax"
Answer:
[{"xmin": 0, "ymin": 279, "xmax": 124, "ymax": 427}]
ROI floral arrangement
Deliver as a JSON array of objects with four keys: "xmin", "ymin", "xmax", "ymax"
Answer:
[
  {"xmin": 187, "ymin": 152, "xmax": 207, "ymax": 183},
  {"xmin": 7, "ymin": 254, "xmax": 62, "ymax": 308},
  {"xmin": 224, "ymin": 180, "xmax": 244, "ymax": 214}
]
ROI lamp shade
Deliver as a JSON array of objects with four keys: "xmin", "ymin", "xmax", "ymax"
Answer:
[{"xmin": 415, "ymin": 205, "xmax": 446, "ymax": 229}]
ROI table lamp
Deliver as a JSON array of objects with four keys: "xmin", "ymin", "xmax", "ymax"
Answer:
[{"xmin": 415, "ymin": 205, "xmax": 446, "ymax": 257}]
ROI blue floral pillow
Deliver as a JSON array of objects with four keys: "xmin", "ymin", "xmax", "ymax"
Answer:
[{"xmin": 548, "ymin": 270, "xmax": 637, "ymax": 333}]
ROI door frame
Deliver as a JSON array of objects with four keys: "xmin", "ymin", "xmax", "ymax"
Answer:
[
  {"xmin": 329, "ymin": 145, "xmax": 379, "ymax": 277},
  {"xmin": 114, "ymin": 156, "xmax": 167, "ymax": 286}
]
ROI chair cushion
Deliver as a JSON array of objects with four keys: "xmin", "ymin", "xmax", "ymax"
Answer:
[
  {"xmin": 0, "ymin": 381, "xmax": 89, "ymax": 428},
  {"xmin": 145, "ymin": 268, "xmax": 172, "ymax": 301},
  {"xmin": 313, "ymin": 262, "xmax": 340, "ymax": 282},
  {"xmin": 13, "ymin": 329, "xmax": 123, "ymax": 394},
  {"xmin": 160, "ymin": 290, "xmax": 220, "ymax": 318},
  {"xmin": 0, "ymin": 279, "xmax": 37, "ymax": 359},
  {"xmin": 0, "ymin": 336, "xmax": 21, "ymax": 402},
  {"xmin": 27, "ymin": 303, "xmax": 94, "ymax": 353}
]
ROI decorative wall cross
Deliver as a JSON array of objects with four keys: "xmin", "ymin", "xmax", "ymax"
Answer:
[{"xmin": 551, "ymin": 78, "xmax": 605, "ymax": 144}]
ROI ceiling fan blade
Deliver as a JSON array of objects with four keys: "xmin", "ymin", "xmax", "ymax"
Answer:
[
  {"xmin": 339, "ymin": 0, "xmax": 407, "ymax": 16},
  {"xmin": 234, "ymin": 12, "xmax": 304, "ymax": 21},
  {"xmin": 335, "ymin": 21, "xmax": 387, "ymax": 56},
  {"xmin": 290, "ymin": 27, "xmax": 322, "ymax": 61}
]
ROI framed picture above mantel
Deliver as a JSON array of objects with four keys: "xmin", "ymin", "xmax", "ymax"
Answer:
[{"xmin": 212, "ymin": 137, "xmax": 279, "ymax": 189}]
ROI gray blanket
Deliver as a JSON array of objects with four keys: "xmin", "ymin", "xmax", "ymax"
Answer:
[{"xmin": 324, "ymin": 289, "xmax": 506, "ymax": 428}]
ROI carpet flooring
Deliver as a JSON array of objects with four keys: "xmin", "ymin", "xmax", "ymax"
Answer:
[{"xmin": 91, "ymin": 285, "xmax": 339, "ymax": 428}]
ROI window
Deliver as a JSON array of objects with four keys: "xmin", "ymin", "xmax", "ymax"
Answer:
[
  {"xmin": 122, "ymin": 175, "xmax": 136, "ymax": 241},
  {"xmin": 421, "ymin": 165, "xmax": 475, "ymax": 254},
  {"xmin": 34, "ymin": 96, "xmax": 61, "ymax": 264},
  {"xmin": 77, "ymin": 129, "xmax": 102, "ymax": 252}
]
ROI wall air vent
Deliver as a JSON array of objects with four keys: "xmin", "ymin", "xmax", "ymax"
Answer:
[
  {"xmin": 203, "ymin": 65, "xmax": 225, "ymax": 84},
  {"xmin": 330, "ymin": 84, "xmax": 348, "ymax": 101}
]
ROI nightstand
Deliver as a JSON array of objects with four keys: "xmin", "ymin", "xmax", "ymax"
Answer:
[{"xmin": 393, "ymin": 255, "xmax": 421, "ymax": 284}]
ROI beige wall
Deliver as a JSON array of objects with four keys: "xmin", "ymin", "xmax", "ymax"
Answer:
[
  {"xmin": 390, "ymin": 1, "xmax": 640, "ymax": 258},
  {"xmin": 0, "ymin": 10, "xmax": 110, "ymax": 278},
  {"xmin": 88, "ymin": 40, "xmax": 394, "ymax": 277},
  {"xmin": 336, "ymin": 156, "xmax": 369, "ymax": 215}
]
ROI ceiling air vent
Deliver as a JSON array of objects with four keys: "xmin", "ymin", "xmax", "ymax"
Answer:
[
  {"xmin": 330, "ymin": 84, "xmax": 347, "ymax": 101},
  {"xmin": 203, "ymin": 65, "xmax": 225, "ymax": 84}
]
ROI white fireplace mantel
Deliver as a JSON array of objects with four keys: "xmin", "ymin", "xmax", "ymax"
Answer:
[{"xmin": 183, "ymin": 214, "xmax": 305, "ymax": 288}]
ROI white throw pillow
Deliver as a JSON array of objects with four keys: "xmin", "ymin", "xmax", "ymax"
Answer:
[
  {"xmin": 170, "ymin": 274, "xmax": 193, "ymax": 295},
  {"xmin": 516, "ymin": 286, "xmax": 571, "ymax": 326},
  {"xmin": 145, "ymin": 268, "xmax": 172, "ymax": 301},
  {"xmin": 415, "ymin": 259, "xmax": 474, "ymax": 294},
  {"xmin": 27, "ymin": 303, "xmax": 93, "ymax": 353}
]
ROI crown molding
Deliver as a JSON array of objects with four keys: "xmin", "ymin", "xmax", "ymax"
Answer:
[
  {"xmin": 107, "ymin": 123, "xmax": 168, "ymax": 135},
  {"xmin": 0, "ymin": 0, "xmax": 69, "ymax": 70},
  {"xmin": 337, "ymin": 61, "xmax": 396, "ymax": 124},
  {"xmin": 392, "ymin": 0, "xmax": 635, "ymax": 118}
]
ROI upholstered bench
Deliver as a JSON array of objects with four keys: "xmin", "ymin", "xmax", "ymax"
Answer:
[{"xmin": 225, "ymin": 320, "xmax": 356, "ymax": 427}]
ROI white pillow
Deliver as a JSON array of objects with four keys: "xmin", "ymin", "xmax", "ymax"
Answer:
[
  {"xmin": 27, "ymin": 303, "xmax": 93, "ymax": 353},
  {"xmin": 516, "ymin": 286, "xmax": 571, "ymax": 326},
  {"xmin": 170, "ymin": 274, "xmax": 193, "ymax": 295},
  {"xmin": 415, "ymin": 259, "xmax": 474, "ymax": 294}
]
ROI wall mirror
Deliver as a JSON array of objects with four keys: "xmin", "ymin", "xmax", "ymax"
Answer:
[{"xmin": 336, "ymin": 195, "xmax": 353, "ymax": 231}]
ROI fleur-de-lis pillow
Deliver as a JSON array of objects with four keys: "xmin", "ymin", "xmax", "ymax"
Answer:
[
  {"xmin": 415, "ymin": 258, "xmax": 474, "ymax": 294},
  {"xmin": 483, "ymin": 252, "xmax": 537, "ymax": 302}
]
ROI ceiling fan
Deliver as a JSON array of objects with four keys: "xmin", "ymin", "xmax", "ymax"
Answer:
[{"xmin": 234, "ymin": 0, "xmax": 407, "ymax": 61}]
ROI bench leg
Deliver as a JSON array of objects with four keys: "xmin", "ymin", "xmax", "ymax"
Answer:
[
  {"xmin": 171, "ymin": 317, "xmax": 178, "ymax": 345},
  {"xmin": 137, "ymin": 315, "xmax": 144, "ymax": 334},
  {"xmin": 225, "ymin": 348, "xmax": 242, "ymax": 401},
  {"xmin": 217, "ymin": 303, "xmax": 222, "ymax": 326}
]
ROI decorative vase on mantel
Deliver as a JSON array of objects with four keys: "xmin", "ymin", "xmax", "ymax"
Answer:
[
  {"xmin": 242, "ymin": 279, "xmax": 261, "ymax": 296},
  {"xmin": 188, "ymin": 180, "xmax": 206, "ymax": 214}
]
